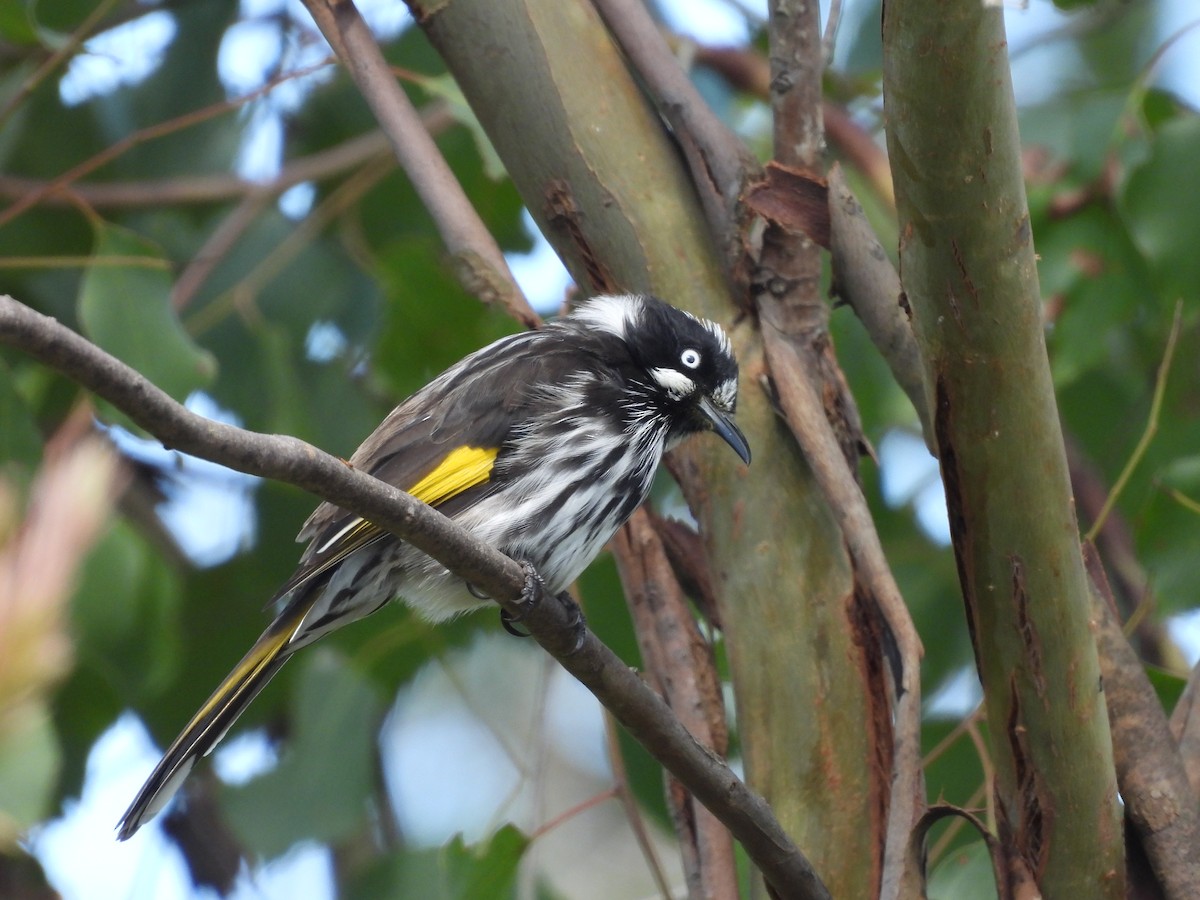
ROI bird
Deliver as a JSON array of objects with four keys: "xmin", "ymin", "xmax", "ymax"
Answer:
[{"xmin": 116, "ymin": 293, "xmax": 750, "ymax": 840}]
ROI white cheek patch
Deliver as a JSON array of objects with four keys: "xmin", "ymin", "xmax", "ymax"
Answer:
[
  {"xmin": 650, "ymin": 367, "xmax": 696, "ymax": 398},
  {"xmin": 712, "ymin": 377, "xmax": 738, "ymax": 410}
]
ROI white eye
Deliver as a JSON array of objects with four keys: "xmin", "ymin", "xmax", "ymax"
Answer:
[{"xmin": 680, "ymin": 348, "xmax": 701, "ymax": 369}]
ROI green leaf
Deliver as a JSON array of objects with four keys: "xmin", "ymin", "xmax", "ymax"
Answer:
[
  {"xmin": 0, "ymin": 358, "xmax": 43, "ymax": 468},
  {"xmin": 1121, "ymin": 115, "xmax": 1200, "ymax": 302},
  {"xmin": 927, "ymin": 840, "xmax": 999, "ymax": 900},
  {"xmin": 348, "ymin": 827, "xmax": 528, "ymax": 900},
  {"xmin": 1141, "ymin": 87, "xmax": 1185, "ymax": 133},
  {"xmin": 1158, "ymin": 455, "xmax": 1200, "ymax": 492},
  {"xmin": 26, "ymin": 0, "xmax": 104, "ymax": 33},
  {"xmin": 374, "ymin": 239, "xmax": 518, "ymax": 400},
  {"xmin": 1038, "ymin": 204, "xmax": 1158, "ymax": 387},
  {"xmin": 0, "ymin": 2, "xmax": 37, "ymax": 45},
  {"xmin": 50, "ymin": 662, "xmax": 123, "ymax": 801},
  {"xmin": 1020, "ymin": 89, "xmax": 1128, "ymax": 179},
  {"xmin": 78, "ymin": 223, "xmax": 216, "ymax": 403},
  {"xmin": 0, "ymin": 60, "xmax": 35, "ymax": 168},
  {"xmin": 109, "ymin": 1, "xmax": 240, "ymax": 180},
  {"xmin": 1144, "ymin": 664, "xmax": 1187, "ymax": 713},
  {"xmin": 222, "ymin": 648, "xmax": 385, "ymax": 857},
  {"xmin": 412, "ymin": 73, "xmax": 507, "ymax": 181},
  {"xmin": 72, "ymin": 519, "xmax": 183, "ymax": 699}
]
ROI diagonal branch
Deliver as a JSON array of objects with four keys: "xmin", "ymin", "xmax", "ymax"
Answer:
[
  {"xmin": 1086, "ymin": 547, "xmax": 1200, "ymax": 898},
  {"xmin": 760, "ymin": 329, "xmax": 927, "ymax": 900},
  {"xmin": 300, "ymin": 0, "xmax": 539, "ymax": 328},
  {"xmin": 0, "ymin": 293, "xmax": 828, "ymax": 900},
  {"xmin": 590, "ymin": 0, "xmax": 757, "ymax": 247},
  {"xmin": 612, "ymin": 509, "xmax": 738, "ymax": 899},
  {"xmin": 827, "ymin": 164, "xmax": 932, "ymax": 446}
]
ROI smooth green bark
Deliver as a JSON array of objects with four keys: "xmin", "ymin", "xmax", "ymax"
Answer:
[{"xmin": 883, "ymin": 1, "xmax": 1123, "ymax": 894}]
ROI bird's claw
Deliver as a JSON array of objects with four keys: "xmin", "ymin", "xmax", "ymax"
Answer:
[
  {"xmin": 498, "ymin": 562, "xmax": 543, "ymax": 637},
  {"xmin": 554, "ymin": 590, "xmax": 587, "ymax": 655},
  {"xmin": 500, "ymin": 607, "xmax": 531, "ymax": 637},
  {"xmin": 497, "ymin": 562, "xmax": 587, "ymax": 654}
]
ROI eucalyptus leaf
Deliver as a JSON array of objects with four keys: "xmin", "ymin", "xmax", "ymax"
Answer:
[
  {"xmin": 348, "ymin": 827, "xmax": 528, "ymax": 900},
  {"xmin": 0, "ymin": 358, "xmax": 43, "ymax": 468},
  {"xmin": 1121, "ymin": 116, "xmax": 1200, "ymax": 302},
  {"xmin": 78, "ymin": 224, "xmax": 216, "ymax": 405}
]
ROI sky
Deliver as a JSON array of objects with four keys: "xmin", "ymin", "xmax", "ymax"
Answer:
[{"xmin": 23, "ymin": 0, "xmax": 1200, "ymax": 897}]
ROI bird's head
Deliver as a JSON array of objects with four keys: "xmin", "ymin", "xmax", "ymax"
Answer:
[{"xmin": 574, "ymin": 294, "xmax": 751, "ymax": 465}]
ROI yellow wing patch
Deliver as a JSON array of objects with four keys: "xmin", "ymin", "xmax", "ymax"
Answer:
[{"xmin": 408, "ymin": 445, "xmax": 498, "ymax": 507}]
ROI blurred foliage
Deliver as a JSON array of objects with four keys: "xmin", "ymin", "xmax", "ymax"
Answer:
[
  {"xmin": 0, "ymin": 0, "xmax": 1197, "ymax": 897},
  {"xmin": 348, "ymin": 826, "xmax": 527, "ymax": 900},
  {"xmin": 927, "ymin": 840, "xmax": 999, "ymax": 900}
]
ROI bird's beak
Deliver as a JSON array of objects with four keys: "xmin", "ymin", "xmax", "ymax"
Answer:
[{"xmin": 698, "ymin": 396, "xmax": 751, "ymax": 465}]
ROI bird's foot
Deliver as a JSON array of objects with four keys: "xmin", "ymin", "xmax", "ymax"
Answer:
[
  {"xmin": 553, "ymin": 589, "xmax": 587, "ymax": 655},
  {"xmin": 499, "ymin": 607, "xmax": 531, "ymax": 637},
  {"xmin": 498, "ymin": 563, "xmax": 586, "ymax": 654},
  {"xmin": 498, "ymin": 562, "xmax": 543, "ymax": 637}
]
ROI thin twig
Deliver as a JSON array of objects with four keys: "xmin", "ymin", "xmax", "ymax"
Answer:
[
  {"xmin": 0, "ymin": 255, "xmax": 171, "ymax": 270},
  {"xmin": 827, "ymin": 164, "xmax": 931, "ymax": 446},
  {"xmin": 821, "ymin": 0, "xmax": 843, "ymax": 68},
  {"xmin": 529, "ymin": 786, "xmax": 619, "ymax": 840},
  {"xmin": 184, "ymin": 153, "xmax": 396, "ymax": 336},
  {"xmin": 1163, "ymin": 486, "xmax": 1200, "ymax": 517},
  {"xmin": 602, "ymin": 711, "xmax": 676, "ymax": 898},
  {"xmin": 921, "ymin": 703, "xmax": 985, "ymax": 767},
  {"xmin": 1066, "ymin": 435, "xmax": 1175, "ymax": 667},
  {"xmin": 613, "ymin": 509, "xmax": 739, "ymax": 899},
  {"xmin": 1169, "ymin": 660, "xmax": 1200, "ymax": 798},
  {"xmin": 301, "ymin": 0, "xmax": 538, "ymax": 328},
  {"xmin": 0, "ymin": 294, "xmax": 829, "ymax": 900},
  {"xmin": 1085, "ymin": 302, "xmax": 1183, "ymax": 543},
  {"xmin": 925, "ymin": 782, "xmax": 987, "ymax": 868},
  {"xmin": 0, "ymin": 0, "xmax": 122, "ymax": 128},
  {"xmin": 964, "ymin": 718, "xmax": 996, "ymax": 837},
  {"xmin": 170, "ymin": 194, "xmax": 272, "ymax": 312},
  {"xmin": 0, "ymin": 129, "xmax": 394, "ymax": 209},
  {"xmin": 690, "ymin": 45, "xmax": 896, "ymax": 209},
  {"xmin": 181, "ymin": 104, "xmax": 454, "ymax": 334},
  {"xmin": 1088, "ymin": 546, "xmax": 1200, "ymax": 897},
  {"xmin": 0, "ymin": 57, "xmax": 338, "ymax": 229}
]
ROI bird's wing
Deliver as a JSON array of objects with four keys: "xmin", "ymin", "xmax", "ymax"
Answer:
[{"xmin": 280, "ymin": 332, "xmax": 571, "ymax": 597}]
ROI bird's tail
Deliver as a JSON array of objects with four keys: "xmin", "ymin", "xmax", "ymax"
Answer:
[{"xmin": 116, "ymin": 611, "xmax": 303, "ymax": 840}]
